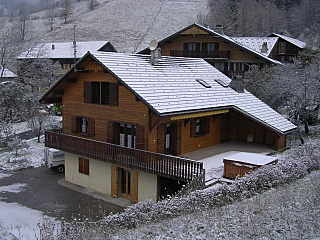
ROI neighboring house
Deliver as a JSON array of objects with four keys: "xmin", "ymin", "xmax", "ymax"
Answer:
[
  {"xmin": 232, "ymin": 34, "xmax": 306, "ymax": 63},
  {"xmin": 138, "ymin": 23, "xmax": 306, "ymax": 77},
  {"xmin": 138, "ymin": 23, "xmax": 281, "ymax": 78},
  {"xmin": 16, "ymin": 41, "xmax": 117, "ymax": 93},
  {"xmin": 40, "ymin": 51, "xmax": 296, "ymax": 204},
  {"xmin": 0, "ymin": 66, "xmax": 17, "ymax": 82},
  {"xmin": 268, "ymin": 33, "xmax": 306, "ymax": 63},
  {"xmin": 17, "ymin": 41, "xmax": 117, "ymax": 74}
]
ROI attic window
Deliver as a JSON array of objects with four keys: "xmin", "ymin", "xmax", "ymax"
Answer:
[
  {"xmin": 196, "ymin": 79, "xmax": 211, "ymax": 88},
  {"xmin": 214, "ymin": 79, "xmax": 228, "ymax": 87}
]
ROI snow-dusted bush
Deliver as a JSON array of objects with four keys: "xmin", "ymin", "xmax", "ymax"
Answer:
[{"xmin": 6, "ymin": 136, "xmax": 29, "ymax": 156}]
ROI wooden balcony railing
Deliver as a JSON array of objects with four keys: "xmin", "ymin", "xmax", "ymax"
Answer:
[
  {"xmin": 45, "ymin": 130, "xmax": 203, "ymax": 182},
  {"xmin": 170, "ymin": 50, "xmax": 231, "ymax": 59}
]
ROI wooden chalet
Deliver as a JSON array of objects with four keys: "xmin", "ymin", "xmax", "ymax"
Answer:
[
  {"xmin": 233, "ymin": 34, "xmax": 306, "ymax": 63},
  {"xmin": 40, "ymin": 51, "xmax": 296, "ymax": 204},
  {"xmin": 138, "ymin": 23, "xmax": 281, "ymax": 78}
]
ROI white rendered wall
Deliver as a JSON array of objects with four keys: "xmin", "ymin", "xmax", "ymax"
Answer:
[{"xmin": 65, "ymin": 152, "xmax": 111, "ymax": 195}]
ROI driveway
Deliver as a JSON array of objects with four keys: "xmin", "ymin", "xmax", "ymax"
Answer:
[{"xmin": 0, "ymin": 167, "xmax": 124, "ymax": 222}]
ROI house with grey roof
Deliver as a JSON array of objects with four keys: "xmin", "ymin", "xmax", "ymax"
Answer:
[
  {"xmin": 138, "ymin": 23, "xmax": 306, "ymax": 77},
  {"xmin": 17, "ymin": 41, "xmax": 117, "ymax": 73},
  {"xmin": 0, "ymin": 66, "xmax": 17, "ymax": 82},
  {"xmin": 138, "ymin": 23, "xmax": 281, "ymax": 78},
  {"xmin": 41, "ymin": 51, "xmax": 296, "ymax": 204}
]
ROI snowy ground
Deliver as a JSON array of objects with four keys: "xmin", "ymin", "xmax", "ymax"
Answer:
[
  {"xmin": 113, "ymin": 170, "xmax": 320, "ymax": 239},
  {"xmin": 0, "ymin": 173, "xmax": 58, "ymax": 240},
  {"xmin": 0, "ymin": 118, "xmax": 61, "ymax": 239},
  {"xmin": 0, "ymin": 116, "xmax": 61, "ymax": 172}
]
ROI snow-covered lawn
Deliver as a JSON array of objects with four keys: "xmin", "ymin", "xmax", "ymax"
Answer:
[
  {"xmin": 0, "ymin": 136, "xmax": 46, "ymax": 171},
  {"xmin": 0, "ymin": 116, "xmax": 61, "ymax": 172},
  {"xmin": 0, "ymin": 201, "xmax": 58, "ymax": 240}
]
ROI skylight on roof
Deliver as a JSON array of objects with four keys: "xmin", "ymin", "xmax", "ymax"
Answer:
[
  {"xmin": 214, "ymin": 79, "xmax": 228, "ymax": 87},
  {"xmin": 196, "ymin": 79, "xmax": 211, "ymax": 88}
]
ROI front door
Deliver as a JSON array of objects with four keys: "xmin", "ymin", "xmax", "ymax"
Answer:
[
  {"xmin": 111, "ymin": 166, "xmax": 138, "ymax": 203},
  {"xmin": 119, "ymin": 167, "xmax": 131, "ymax": 199}
]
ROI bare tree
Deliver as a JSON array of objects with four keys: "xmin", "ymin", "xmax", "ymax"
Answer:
[
  {"xmin": 244, "ymin": 57, "xmax": 320, "ymax": 143},
  {"xmin": 47, "ymin": 8, "xmax": 55, "ymax": 31},
  {"xmin": 60, "ymin": 0, "xmax": 73, "ymax": 24},
  {"xmin": 27, "ymin": 114, "xmax": 46, "ymax": 143}
]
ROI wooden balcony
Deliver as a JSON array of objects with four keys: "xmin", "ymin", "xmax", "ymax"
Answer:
[
  {"xmin": 45, "ymin": 130, "xmax": 203, "ymax": 182},
  {"xmin": 170, "ymin": 50, "xmax": 231, "ymax": 59}
]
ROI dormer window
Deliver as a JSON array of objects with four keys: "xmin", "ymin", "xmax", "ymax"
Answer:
[{"xmin": 196, "ymin": 79, "xmax": 211, "ymax": 88}]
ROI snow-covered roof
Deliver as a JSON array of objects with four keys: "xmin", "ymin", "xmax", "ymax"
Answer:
[
  {"xmin": 0, "ymin": 67, "xmax": 17, "ymax": 78},
  {"xmin": 65, "ymin": 52, "xmax": 295, "ymax": 134},
  {"xmin": 17, "ymin": 41, "xmax": 114, "ymax": 59},
  {"xmin": 138, "ymin": 23, "xmax": 282, "ymax": 65},
  {"xmin": 231, "ymin": 37, "xmax": 278, "ymax": 56},
  {"xmin": 270, "ymin": 33, "xmax": 306, "ymax": 49},
  {"xmin": 42, "ymin": 51, "xmax": 296, "ymax": 134},
  {"xmin": 223, "ymin": 152, "xmax": 277, "ymax": 166}
]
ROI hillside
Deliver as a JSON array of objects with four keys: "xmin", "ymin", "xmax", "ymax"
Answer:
[{"xmin": 20, "ymin": 0, "xmax": 208, "ymax": 53}]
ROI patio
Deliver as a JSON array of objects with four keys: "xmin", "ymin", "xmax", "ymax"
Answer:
[{"xmin": 183, "ymin": 141, "xmax": 275, "ymax": 183}]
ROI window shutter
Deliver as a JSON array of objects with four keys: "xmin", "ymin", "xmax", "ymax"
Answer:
[
  {"xmin": 78, "ymin": 157, "xmax": 83, "ymax": 173},
  {"xmin": 113, "ymin": 123, "xmax": 120, "ymax": 145},
  {"xmin": 111, "ymin": 165, "xmax": 118, "ymax": 197},
  {"xmin": 109, "ymin": 83, "xmax": 118, "ymax": 106},
  {"xmin": 71, "ymin": 116, "xmax": 77, "ymax": 133},
  {"xmin": 190, "ymin": 119, "xmax": 197, "ymax": 137},
  {"xmin": 215, "ymin": 42, "xmax": 219, "ymax": 51},
  {"xmin": 84, "ymin": 82, "xmax": 92, "ymax": 103},
  {"xmin": 88, "ymin": 118, "xmax": 95, "ymax": 137},
  {"xmin": 107, "ymin": 121, "xmax": 114, "ymax": 143},
  {"xmin": 84, "ymin": 158, "xmax": 89, "ymax": 175},
  {"xmin": 176, "ymin": 122, "xmax": 182, "ymax": 155},
  {"xmin": 135, "ymin": 125, "xmax": 145, "ymax": 150},
  {"xmin": 157, "ymin": 124, "xmax": 165, "ymax": 154},
  {"xmin": 183, "ymin": 43, "xmax": 188, "ymax": 50}
]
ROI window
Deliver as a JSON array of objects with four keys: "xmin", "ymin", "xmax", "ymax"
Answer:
[
  {"xmin": 279, "ymin": 42, "xmax": 286, "ymax": 54},
  {"xmin": 119, "ymin": 123, "xmax": 136, "ymax": 148},
  {"xmin": 108, "ymin": 122, "xmax": 145, "ymax": 150},
  {"xmin": 190, "ymin": 117, "xmax": 210, "ymax": 137},
  {"xmin": 79, "ymin": 117, "xmax": 88, "ymax": 133},
  {"xmin": 72, "ymin": 116, "xmax": 95, "ymax": 136},
  {"xmin": 63, "ymin": 64, "xmax": 74, "ymax": 71},
  {"xmin": 202, "ymin": 42, "xmax": 219, "ymax": 51},
  {"xmin": 184, "ymin": 42, "xmax": 200, "ymax": 51},
  {"xmin": 78, "ymin": 157, "xmax": 89, "ymax": 175},
  {"xmin": 84, "ymin": 81, "xmax": 118, "ymax": 106}
]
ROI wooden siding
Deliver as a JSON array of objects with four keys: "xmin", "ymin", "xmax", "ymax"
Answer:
[
  {"xmin": 62, "ymin": 61, "xmax": 150, "ymax": 147},
  {"xmin": 161, "ymin": 34, "xmax": 263, "ymax": 62},
  {"xmin": 148, "ymin": 115, "xmax": 222, "ymax": 155}
]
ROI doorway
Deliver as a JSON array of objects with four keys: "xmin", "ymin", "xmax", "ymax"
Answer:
[{"xmin": 165, "ymin": 123, "xmax": 177, "ymax": 155}]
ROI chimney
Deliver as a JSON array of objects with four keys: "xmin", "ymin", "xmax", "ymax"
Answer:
[
  {"xmin": 229, "ymin": 75, "xmax": 244, "ymax": 93},
  {"xmin": 52, "ymin": 44, "xmax": 55, "ymax": 50},
  {"xmin": 261, "ymin": 42, "xmax": 268, "ymax": 53},
  {"xmin": 214, "ymin": 24, "xmax": 224, "ymax": 35},
  {"xmin": 150, "ymin": 47, "xmax": 162, "ymax": 65}
]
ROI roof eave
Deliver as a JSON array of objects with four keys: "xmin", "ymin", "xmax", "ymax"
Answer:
[{"xmin": 39, "ymin": 51, "xmax": 93, "ymax": 104}]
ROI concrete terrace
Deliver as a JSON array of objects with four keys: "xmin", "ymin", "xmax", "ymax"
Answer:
[{"xmin": 184, "ymin": 141, "xmax": 275, "ymax": 182}]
